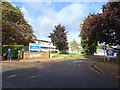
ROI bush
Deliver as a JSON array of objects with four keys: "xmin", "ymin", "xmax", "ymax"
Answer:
[
  {"xmin": 97, "ymin": 44, "xmax": 112, "ymax": 49},
  {"xmin": 81, "ymin": 41, "xmax": 97, "ymax": 55},
  {"xmin": 2, "ymin": 45, "xmax": 23, "ymax": 59}
]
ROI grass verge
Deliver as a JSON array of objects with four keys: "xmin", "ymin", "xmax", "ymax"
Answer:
[{"xmin": 51, "ymin": 53, "xmax": 93, "ymax": 59}]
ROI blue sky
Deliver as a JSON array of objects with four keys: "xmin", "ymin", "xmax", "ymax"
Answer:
[{"xmin": 10, "ymin": 1, "xmax": 108, "ymax": 43}]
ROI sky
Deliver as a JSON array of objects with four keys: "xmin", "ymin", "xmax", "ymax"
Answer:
[{"xmin": 10, "ymin": 0, "xmax": 108, "ymax": 43}]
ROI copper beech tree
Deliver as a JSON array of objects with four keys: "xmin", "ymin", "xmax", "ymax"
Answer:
[
  {"xmin": 48, "ymin": 24, "xmax": 68, "ymax": 53},
  {"xmin": 80, "ymin": 2, "xmax": 120, "ymax": 55}
]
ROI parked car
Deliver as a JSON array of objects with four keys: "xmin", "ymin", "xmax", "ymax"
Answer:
[{"xmin": 81, "ymin": 50, "xmax": 85, "ymax": 54}]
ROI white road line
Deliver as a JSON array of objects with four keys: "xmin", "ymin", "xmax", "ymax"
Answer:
[{"xmin": 6, "ymin": 75, "xmax": 16, "ymax": 78}]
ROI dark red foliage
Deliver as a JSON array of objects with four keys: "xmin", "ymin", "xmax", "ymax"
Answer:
[
  {"xmin": 81, "ymin": 2, "xmax": 120, "ymax": 46},
  {"xmin": 48, "ymin": 24, "xmax": 68, "ymax": 52}
]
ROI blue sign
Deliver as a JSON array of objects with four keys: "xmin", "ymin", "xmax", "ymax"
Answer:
[
  {"xmin": 106, "ymin": 49, "xmax": 114, "ymax": 56},
  {"xmin": 30, "ymin": 45, "xmax": 40, "ymax": 50},
  {"xmin": 102, "ymin": 46, "xmax": 106, "ymax": 50}
]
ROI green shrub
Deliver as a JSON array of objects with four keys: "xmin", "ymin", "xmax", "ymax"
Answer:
[
  {"xmin": 81, "ymin": 41, "xmax": 97, "ymax": 55},
  {"xmin": 97, "ymin": 44, "xmax": 112, "ymax": 49},
  {"xmin": 2, "ymin": 45, "xmax": 23, "ymax": 59},
  {"xmin": 64, "ymin": 54, "xmax": 92, "ymax": 58}
]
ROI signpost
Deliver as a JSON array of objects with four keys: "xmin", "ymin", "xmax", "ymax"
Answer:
[
  {"xmin": 102, "ymin": 46, "xmax": 106, "ymax": 61},
  {"xmin": 102, "ymin": 46, "xmax": 106, "ymax": 50},
  {"xmin": 106, "ymin": 49, "xmax": 114, "ymax": 61},
  {"xmin": 106, "ymin": 49, "xmax": 114, "ymax": 56}
]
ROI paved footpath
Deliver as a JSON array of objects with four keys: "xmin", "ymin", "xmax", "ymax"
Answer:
[
  {"xmin": 2, "ymin": 57, "xmax": 89, "ymax": 63},
  {"xmin": 95, "ymin": 63, "xmax": 119, "ymax": 79}
]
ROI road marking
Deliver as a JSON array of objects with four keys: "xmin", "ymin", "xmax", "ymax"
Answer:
[
  {"xmin": 6, "ymin": 75, "xmax": 16, "ymax": 78},
  {"xmin": 89, "ymin": 63, "xmax": 104, "ymax": 74},
  {"xmin": 94, "ymin": 64, "xmax": 104, "ymax": 73},
  {"xmin": 73, "ymin": 61, "xmax": 82, "ymax": 63},
  {"xmin": 30, "ymin": 75, "xmax": 42, "ymax": 79}
]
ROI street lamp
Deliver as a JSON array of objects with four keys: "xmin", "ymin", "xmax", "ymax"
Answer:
[
  {"xmin": 49, "ymin": 42, "xmax": 51, "ymax": 58},
  {"xmin": 67, "ymin": 35, "xmax": 73, "ymax": 54},
  {"xmin": 22, "ymin": 48, "xmax": 24, "ymax": 59}
]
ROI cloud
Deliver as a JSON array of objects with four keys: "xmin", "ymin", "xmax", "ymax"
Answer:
[
  {"xmin": 8, "ymin": 0, "xmax": 108, "ymax": 2},
  {"xmin": 37, "ymin": 3, "xmax": 87, "ymax": 39},
  {"xmin": 98, "ymin": 9, "xmax": 103, "ymax": 13},
  {"xmin": 18, "ymin": 2, "xmax": 106, "ymax": 42},
  {"xmin": 56, "ymin": 3, "xmax": 86, "ymax": 33},
  {"xmin": 21, "ymin": 6, "xmax": 34, "ymax": 25},
  {"xmin": 57, "ymin": 3, "xmax": 84, "ymax": 23}
]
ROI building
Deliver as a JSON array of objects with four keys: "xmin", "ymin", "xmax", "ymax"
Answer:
[
  {"xmin": 33, "ymin": 38, "xmax": 57, "ymax": 52},
  {"xmin": 69, "ymin": 44, "xmax": 84, "ymax": 54}
]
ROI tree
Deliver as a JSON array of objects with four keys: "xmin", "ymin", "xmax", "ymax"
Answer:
[
  {"xmin": 101, "ymin": 2, "xmax": 120, "ymax": 46},
  {"xmin": 70, "ymin": 39, "xmax": 79, "ymax": 53},
  {"xmin": 81, "ymin": 38, "xmax": 97, "ymax": 55},
  {"xmin": 80, "ymin": 2, "xmax": 120, "ymax": 55},
  {"xmin": 80, "ymin": 14, "xmax": 99, "ymax": 55},
  {"xmin": 48, "ymin": 24, "xmax": 68, "ymax": 53},
  {"xmin": 2, "ymin": 1, "xmax": 36, "ymax": 45},
  {"xmin": 97, "ymin": 44, "xmax": 112, "ymax": 49}
]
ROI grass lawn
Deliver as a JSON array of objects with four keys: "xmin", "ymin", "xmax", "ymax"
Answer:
[
  {"xmin": 51, "ymin": 53, "xmax": 120, "ymax": 64},
  {"xmin": 51, "ymin": 53, "xmax": 92, "ymax": 59}
]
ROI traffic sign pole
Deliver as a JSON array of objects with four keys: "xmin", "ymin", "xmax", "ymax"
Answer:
[
  {"xmin": 104, "ymin": 50, "xmax": 105, "ymax": 61},
  {"xmin": 102, "ymin": 46, "xmax": 106, "ymax": 61}
]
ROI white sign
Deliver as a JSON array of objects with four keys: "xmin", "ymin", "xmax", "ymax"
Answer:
[{"xmin": 30, "ymin": 54, "xmax": 40, "ymax": 58}]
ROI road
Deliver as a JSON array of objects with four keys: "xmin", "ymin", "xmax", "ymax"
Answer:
[{"xmin": 2, "ymin": 59, "xmax": 118, "ymax": 88}]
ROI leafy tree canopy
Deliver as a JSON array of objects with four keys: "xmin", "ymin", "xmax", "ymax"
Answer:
[
  {"xmin": 70, "ymin": 39, "xmax": 79, "ymax": 52},
  {"xmin": 80, "ymin": 2, "xmax": 120, "ymax": 55},
  {"xmin": 2, "ymin": 0, "xmax": 36, "ymax": 45},
  {"xmin": 48, "ymin": 24, "xmax": 68, "ymax": 53}
]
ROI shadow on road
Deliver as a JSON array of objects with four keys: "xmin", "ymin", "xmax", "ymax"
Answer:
[{"xmin": 2, "ymin": 59, "xmax": 119, "ymax": 88}]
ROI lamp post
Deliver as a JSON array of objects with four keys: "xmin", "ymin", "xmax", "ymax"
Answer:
[
  {"xmin": 49, "ymin": 42, "xmax": 51, "ymax": 58},
  {"xmin": 68, "ymin": 35, "xmax": 73, "ymax": 54},
  {"xmin": 22, "ymin": 48, "xmax": 24, "ymax": 59},
  {"xmin": 47, "ymin": 37, "xmax": 51, "ymax": 58}
]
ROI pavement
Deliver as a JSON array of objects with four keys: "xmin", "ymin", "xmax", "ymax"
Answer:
[
  {"xmin": 2, "ymin": 56, "xmax": 119, "ymax": 80},
  {"xmin": 95, "ymin": 62, "xmax": 119, "ymax": 79},
  {"xmin": 88, "ymin": 56, "xmax": 119, "ymax": 80},
  {"xmin": 2, "ymin": 57, "xmax": 88, "ymax": 63}
]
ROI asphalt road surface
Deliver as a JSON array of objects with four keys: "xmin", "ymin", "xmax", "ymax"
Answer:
[{"xmin": 2, "ymin": 59, "xmax": 118, "ymax": 88}]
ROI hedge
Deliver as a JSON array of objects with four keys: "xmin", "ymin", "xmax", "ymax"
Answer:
[{"xmin": 2, "ymin": 45, "xmax": 23, "ymax": 59}]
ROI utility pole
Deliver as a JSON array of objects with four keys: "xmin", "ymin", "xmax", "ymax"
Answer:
[
  {"xmin": 67, "ymin": 35, "xmax": 73, "ymax": 54},
  {"xmin": 102, "ymin": 44, "xmax": 106, "ymax": 61},
  {"xmin": 49, "ymin": 42, "xmax": 50, "ymax": 58}
]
